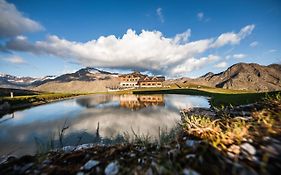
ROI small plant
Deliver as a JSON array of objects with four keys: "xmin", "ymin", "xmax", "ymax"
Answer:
[{"xmin": 182, "ymin": 114, "xmax": 250, "ymax": 150}]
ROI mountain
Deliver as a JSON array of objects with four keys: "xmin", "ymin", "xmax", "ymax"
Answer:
[
  {"xmin": 0, "ymin": 63, "xmax": 280, "ymax": 92},
  {"xmin": 32, "ymin": 67, "xmax": 120, "ymax": 93},
  {"xmin": 0, "ymin": 73, "xmax": 56, "ymax": 89},
  {"xmin": 200, "ymin": 63, "xmax": 281, "ymax": 91},
  {"xmin": 170, "ymin": 63, "xmax": 281, "ymax": 92}
]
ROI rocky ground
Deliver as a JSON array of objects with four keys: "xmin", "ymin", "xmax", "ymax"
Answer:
[{"xmin": 0, "ymin": 94, "xmax": 280, "ymax": 175}]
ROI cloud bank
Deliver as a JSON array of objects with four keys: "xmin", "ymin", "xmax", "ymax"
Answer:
[
  {"xmin": 0, "ymin": 0, "xmax": 43, "ymax": 38},
  {"xmin": 2, "ymin": 25, "xmax": 255, "ymax": 76}
]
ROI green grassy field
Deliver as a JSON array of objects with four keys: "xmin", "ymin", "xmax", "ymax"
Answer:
[
  {"xmin": 0, "ymin": 93, "xmax": 83, "ymax": 106},
  {"xmin": 133, "ymin": 87, "xmax": 281, "ymax": 107},
  {"xmin": 0, "ymin": 91, "xmax": 85, "ymax": 116}
]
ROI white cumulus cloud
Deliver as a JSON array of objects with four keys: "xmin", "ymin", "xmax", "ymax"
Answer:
[
  {"xmin": 214, "ymin": 61, "xmax": 227, "ymax": 68},
  {"xmin": 233, "ymin": 54, "xmax": 247, "ymax": 59},
  {"xmin": 211, "ymin": 24, "xmax": 255, "ymax": 48},
  {"xmin": 3, "ymin": 25, "xmax": 255, "ymax": 76},
  {"xmin": 0, "ymin": 0, "xmax": 43, "ymax": 38}
]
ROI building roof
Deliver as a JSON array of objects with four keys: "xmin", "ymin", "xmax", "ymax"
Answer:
[{"xmin": 138, "ymin": 76, "xmax": 165, "ymax": 82}]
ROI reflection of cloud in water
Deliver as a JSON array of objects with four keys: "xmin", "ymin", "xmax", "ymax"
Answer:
[
  {"xmin": 165, "ymin": 94, "xmax": 210, "ymax": 110},
  {"xmin": 0, "ymin": 94, "xmax": 209, "ymax": 156},
  {"xmin": 70, "ymin": 107, "xmax": 180, "ymax": 139}
]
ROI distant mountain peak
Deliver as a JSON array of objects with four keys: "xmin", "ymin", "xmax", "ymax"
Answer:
[
  {"xmin": 75, "ymin": 67, "xmax": 112, "ymax": 75},
  {"xmin": 200, "ymin": 72, "xmax": 214, "ymax": 78}
]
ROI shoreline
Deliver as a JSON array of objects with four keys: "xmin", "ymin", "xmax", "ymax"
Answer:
[{"xmin": 0, "ymin": 93, "xmax": 85, "ymax": 117}]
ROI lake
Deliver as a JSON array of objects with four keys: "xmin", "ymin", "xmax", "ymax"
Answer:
[{"xmin": 0, "ymin": 94, "xmax": 210, "ymax": 156}]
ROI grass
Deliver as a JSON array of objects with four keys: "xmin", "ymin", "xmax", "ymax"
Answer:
[
  {"xmin": 182, "ymin": 92, "xmax": 281, "ymax": 152},
  {"xmin": 0, "ymin": 92, "xmax": 86, "ymax": 116},
  {"xmin": 0, "ymin": 93, "xmax": 83, "ymax": 106},
  {"xmin": 133, "ymin": 87, "xmax": 281, "ymax": 107}
]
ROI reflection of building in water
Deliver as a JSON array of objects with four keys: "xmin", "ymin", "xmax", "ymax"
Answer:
[{"xmin": 119, "ymin": 94, "xmax": 164, "ymax": 110}]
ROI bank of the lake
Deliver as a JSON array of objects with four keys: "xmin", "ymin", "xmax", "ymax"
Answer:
[{"xmin": 0, "ymin": 93, "xmax": 85, "ymax": 117}]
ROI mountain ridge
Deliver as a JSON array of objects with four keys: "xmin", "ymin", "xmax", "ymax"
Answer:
[{"xmin": 1, "ymin": 63, "xmax": 280, "ymax": 92}]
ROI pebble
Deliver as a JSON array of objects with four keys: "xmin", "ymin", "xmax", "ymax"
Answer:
[
  {"xmin": 241, "ymin": 143, "xmax": 256, "ymax": 155},
  {"xmin": 76, "ymin": 143, "xmax": 94, "ymax": 151},
  {"xmin": 105, "ymin": 161, "xmax": 119, "ymax": 175},
  {"xmin": 76, "ymin": 172, "xmax": 84, "ymax": 175},
  {"xmin": 83, "ymin": 160, "xmax": 99, "ymax": 170},
  {"xmin": 185, "ymin": 139, "xmax": 200, "ymax": 147},
  {"xmin": 183, "ymin": 168, "xmax": 200, "ymax": 175},
  {"xmin": 185, "ymin": 154, "xmax": 196, "ymax": 159},
  {"xmin": 42, "ymin": 159, "xmax": 51, "ymax": 165},
  {"xmin": 228, "ymin": 145, "xmax": 240, "ymax": 155},
  {"xmin": 62, "ymin": 146, "xmax": 76, "ymax": 153}
]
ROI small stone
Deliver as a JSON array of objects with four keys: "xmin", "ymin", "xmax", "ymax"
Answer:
[
  {"xmin": 183, "ymin": 168, "xmax": 200, "ymax": 175},
  {"xmin": 76, "ymin": 172, "xmax": 84, "ymax": 175},
  {"xmin": 241, "ymin": 143, "xmax": 256, "ymax": 155},
  {"xmin": 76, "ymin": 143, "xmax": 94, "ymax": 150},
  {"xmin": 83, "ymin": 160, "xmax": 99, "ymax": 170},
  {"xmin": 185, "ymin": 139, "xmax": 200, "ymax": 147},
  {"xmin": 185, "ymin": 154, "xmax": 196, "ymax": 159},
  {"xmin": 105, "ymin": 161, "xmax": 119, "ymax": 175},
  {"xmin": 42, "ymin": 159, "xmax": 51, "ymax": 165},
  {"xmin": 62, "ymin": 146, "xmax": 75, "ymax": 153},
  {"xmin": 130, "ymin": 153, "xmax": 136, "ymax": 157},
  {"xmin": 227, "ymin": 152, "xmax": 235, "ymax": 159},
  {"xmin": 228, "ymin": 145, "xmax": 240, "ymax": 155}
]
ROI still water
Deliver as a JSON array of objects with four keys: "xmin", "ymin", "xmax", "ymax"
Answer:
[{"xmin": 0, "ymin": 94, "xmax": 210, "ymax": 156}]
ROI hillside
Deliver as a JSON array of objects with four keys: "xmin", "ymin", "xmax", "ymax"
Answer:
[
  {"xmin": 197, "ymin": 63, "xmax": 281, "ymax": 91},
  {"xmin": 166, "ymin": 63, "xmax": 281, "ymax": 92},
  {"xmin": 32, "ymin": 68, "xmax": 120, "ymax": 93}
]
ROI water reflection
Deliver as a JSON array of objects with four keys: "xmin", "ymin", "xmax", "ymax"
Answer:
[{"xmin": 0, "ymin": 94, "xmax": 209, "ymax": 156}]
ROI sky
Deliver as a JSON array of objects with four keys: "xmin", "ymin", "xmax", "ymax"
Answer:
[{"xmin": 0, "ymin": 0, "xmax": 280, "ymax": 78}]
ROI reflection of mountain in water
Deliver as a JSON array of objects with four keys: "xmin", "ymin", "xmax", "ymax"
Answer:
[
  {"xmin": 76, "ymin": 94, "xmax": 117, "ymax": 108},
  {"xmin": 76, "ymin": 94, "xmax": 165, "ymax": 110},
  {"xmin": 120, "ymin": 94, "xmax": 164, "ymax": 110}
]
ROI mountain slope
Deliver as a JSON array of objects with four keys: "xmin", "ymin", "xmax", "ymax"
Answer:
[
  {"xmin": 164, "ymin": 63, "xmax": 281, "ymax": 92},
  {"xmin": 200, "ymin": 63, "xmax": 281, "ymax": 91},
  {"xmin": 32, "ymin": 67, "xmax": 120, "ymax": 92}
]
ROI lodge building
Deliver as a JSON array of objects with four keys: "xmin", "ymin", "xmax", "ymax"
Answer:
[{"xmin": 118, "ymin": 71, "xmax": 165, "ymax": 89}]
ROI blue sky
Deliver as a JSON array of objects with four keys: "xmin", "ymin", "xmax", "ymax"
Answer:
[{"xmin": 0, "ymin": 0, "xmax": 280, "ymax": 78}]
